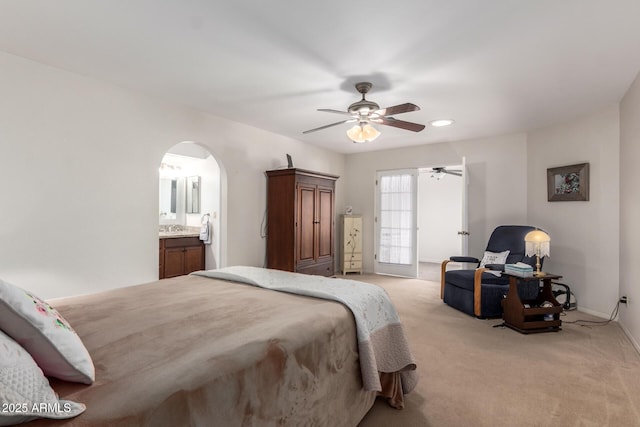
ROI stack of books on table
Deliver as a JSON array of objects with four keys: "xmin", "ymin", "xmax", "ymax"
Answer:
[{"xmin": 504, "ymin": 262, "xmax": 534, "ymax": 278}]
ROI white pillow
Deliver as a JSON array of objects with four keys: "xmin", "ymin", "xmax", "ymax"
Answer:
[
  {"xmin": 479, "ymin": 250, "xmax": 510, "ymax": 267},
  {"xmin": 0, "ymin": 278, "xmax": 94, "ymax": 384},
  {"xmin": 0, "ymin": 330, "xmax": 86, "ymax": 426}
]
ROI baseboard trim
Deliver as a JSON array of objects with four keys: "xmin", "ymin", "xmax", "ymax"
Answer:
[
  {"xmin": 619, "ymin": 321, "xmax": 640, "ymax": 356},
  {"xmin": 576, "ymin": 307, "xmax": 640, "ymax": 356},
  {"xmin": 577, "ymin": 306, "xmax": 611, "ymax": 319},
  {"xmin": 419, "ymin": 258, "xmax": 443, "ymax": 264}
]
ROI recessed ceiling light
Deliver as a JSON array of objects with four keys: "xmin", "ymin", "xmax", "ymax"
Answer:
[{"xmin": 430, "ymin": 119, "xmax": 454, "ymax": 127}]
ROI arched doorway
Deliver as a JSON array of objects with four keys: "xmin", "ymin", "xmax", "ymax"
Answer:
[{"xmin": 159, "ymin": 141, "xmax": 222, "ymax": 271}]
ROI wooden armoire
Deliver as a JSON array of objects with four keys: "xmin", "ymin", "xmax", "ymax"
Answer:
[{"xmin": 266, "ymin": 168, "xmax": 339, "ymax": 277}]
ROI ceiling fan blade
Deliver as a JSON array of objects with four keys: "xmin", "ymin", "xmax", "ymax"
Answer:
[
  {"xmin": 303, "ymin": 119, "xmax": 355, "ymax": 134},
  {"xmin": 375, "ymin": 103, "xmax": 420, "ymax": 116},
  {"xmin": 377, "ymin": 117, "xmax": 426, "ymax": 132},
  {"xmin": 432, "ymin": 167, "xmax": 462, "ymax": 176},
  {"xmin": 318, "ymin": 108, "xmax": 353, "ymax": 116}
]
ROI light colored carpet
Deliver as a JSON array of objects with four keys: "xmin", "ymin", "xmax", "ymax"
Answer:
[{"xmin": 356, "ymin": 274, "xmax": 640, "ymax": 427}]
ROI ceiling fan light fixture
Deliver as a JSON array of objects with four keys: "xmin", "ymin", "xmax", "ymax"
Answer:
[
  {"xmin": 430, "ymin": 119, "xmax": 454, "ymax": 127},
  {"xmin": 303, "ymin": 82, "xmax": 424, "ymax": 140},
  {"xmin": 347, "ymin": 123, "xmax": 380, "ymax": 143}
]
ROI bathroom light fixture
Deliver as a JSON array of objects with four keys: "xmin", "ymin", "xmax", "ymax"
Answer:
[
  {"xmin": 159, "ymin": 162, "xmax": 183, "ymax": 178},
  {"xmin": 346, "ymin": 122, "xmax": 381, "ymax": 143},
  {"xmin": 429, "ymin": 119, "xmax": 454, "ymax": 127}
]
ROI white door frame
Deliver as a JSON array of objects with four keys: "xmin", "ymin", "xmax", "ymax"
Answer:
[{"xmin": 460, "ymin": 156, "xmax": 469, "ymax": 256}]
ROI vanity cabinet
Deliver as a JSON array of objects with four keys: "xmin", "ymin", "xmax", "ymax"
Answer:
[
  {"xmin": 159, "ymin": 236, "xmax": 205, "ymax": 279},
  {"xmin": 266, "ymin": 168, "xmax": 338, "ymax": 277}
]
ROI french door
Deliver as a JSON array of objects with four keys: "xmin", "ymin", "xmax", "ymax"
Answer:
[{"xmin": 374, "ymin": 169, "xmax": 419, "ymax": 278}]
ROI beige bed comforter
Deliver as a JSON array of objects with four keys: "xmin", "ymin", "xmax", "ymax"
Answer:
[
  {"xmin": 25, "ymin": 274, "xmax": 377, "ymax": 427},
  {"xmin": 194, "ymin": 266, "xmax": 418, "ymax": 395}
]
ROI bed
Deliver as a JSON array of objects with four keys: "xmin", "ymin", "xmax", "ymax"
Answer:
[{"xmin": 10, "ymin": 267, "xmax": 416, "ymax": 427}]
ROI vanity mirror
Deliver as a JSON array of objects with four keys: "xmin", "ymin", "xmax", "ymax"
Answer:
[
  {"xmin": 159, "ymin": 175, "xmax": 201, "ymax": 221},
  {"xmin": 186, "ymin": 176, "xmax": 201, "ymax": 214},
  {"xmin": 159, "ymin": 177, "xmax": 179, "ymax": 220}
]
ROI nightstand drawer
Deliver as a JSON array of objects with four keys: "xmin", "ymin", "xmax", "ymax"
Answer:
[
  {"xmin": 344, "ymin": 253, "xmax": 362, "ymax": 262},
  {"xmin": 344, "ymin": 260, "xmax": 362, "ymax": 270}
]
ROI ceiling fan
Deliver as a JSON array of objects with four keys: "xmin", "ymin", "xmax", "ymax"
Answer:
[
  {"xmin": 430, "ymin": 167, "xmax": 462, "ymax": 179},
  {"xmin": 302, "ymin": 82, "xmax": 425, "ymax": 143}
]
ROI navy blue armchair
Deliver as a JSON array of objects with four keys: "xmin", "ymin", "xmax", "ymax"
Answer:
[{"xmin": 440, "ymin": 225, "xmax": 543, "ymax": 318}]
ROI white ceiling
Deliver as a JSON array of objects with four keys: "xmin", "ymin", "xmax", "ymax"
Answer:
[{"xmin": 2, "ymin": 1, "xmax": 639, "ymax": 154}]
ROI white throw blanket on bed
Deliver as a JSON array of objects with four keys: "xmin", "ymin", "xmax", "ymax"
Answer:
[{"xmin": 193, "ymin": 266, "xmax": 417, "ymax": 393}]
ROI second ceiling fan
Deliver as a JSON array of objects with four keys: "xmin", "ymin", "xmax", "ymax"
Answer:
[{"xmin": 303, "ymin": 82, "xmax": 425, "ymax": 143}]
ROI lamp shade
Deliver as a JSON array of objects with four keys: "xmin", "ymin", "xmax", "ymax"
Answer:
[
  {"xmin": 347, "ymin": 123, "xmax": 380, "ymax": 143},
  {"xmin": 524, "ymin": 230, "xmax": 550, "ymax": 258}
]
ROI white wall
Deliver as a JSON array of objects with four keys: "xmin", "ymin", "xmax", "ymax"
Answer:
[
  {"xmin": 619, "ymin": 71, "xmax": 640, "ymax": 350},
  {"xmin": 343, "ymin": 133, "xmax": 529, "ymax": 273},
  {"xmin": 418, "ymin": 171, "xmax": 462, "ymax": 262},
  {"xmin": 526, "ymin": 106, "xmax": 620, "ymax": 318},
  {"xmin": 0, "ymin": 51, "xmax": 344, "ymax": 299},
  {"xmin": 195, "ymin": 155, "xmax": 222, "ymax": 270}
]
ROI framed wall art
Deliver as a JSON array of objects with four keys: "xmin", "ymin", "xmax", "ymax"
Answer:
[{"xmin": 547, "ymin": 162, "xmax": 589, "ymax": 201}]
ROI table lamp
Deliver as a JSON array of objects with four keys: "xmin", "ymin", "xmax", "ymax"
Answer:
[{"xmin": 524, "ymin": 229, "xmax": 550, "ymax": 276}]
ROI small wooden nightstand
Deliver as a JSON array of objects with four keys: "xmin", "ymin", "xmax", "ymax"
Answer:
[{"xmin": 501, "ymin": 272, "xmax": 563, "ymax": 334}]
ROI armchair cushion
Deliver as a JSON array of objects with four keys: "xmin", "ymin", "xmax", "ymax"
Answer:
[{"xmin": 445, "ymin": 270, "xmax": 507, "ymax": 291}]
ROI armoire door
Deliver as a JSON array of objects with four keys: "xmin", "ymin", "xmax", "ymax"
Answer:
[
  {"xmin": 316, "ymin": 185, "xmax": 334, "ymax": 264},
  {"xmin": 296, "ymin": 183, "xmax": 316, "ymax": 265}
]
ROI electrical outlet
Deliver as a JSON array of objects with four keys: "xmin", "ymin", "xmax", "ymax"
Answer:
[{"xmin": 620, "ymin": 296, "xmax": 628, "ymax": 304}]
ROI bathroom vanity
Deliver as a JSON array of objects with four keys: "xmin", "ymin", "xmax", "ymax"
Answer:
[{"xmin": 159, "ymin": 227, "xmax": 205, "ymax": 279}]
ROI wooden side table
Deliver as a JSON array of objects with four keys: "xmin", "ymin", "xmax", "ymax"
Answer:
[{"xmin": 501, "ymin": 273, "xmax": 563, "ymax": 334}]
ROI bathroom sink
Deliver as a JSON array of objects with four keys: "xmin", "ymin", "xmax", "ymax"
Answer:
[{"xmin": 159, "ymin": 225, "xmax": 200, "ymax": 238}]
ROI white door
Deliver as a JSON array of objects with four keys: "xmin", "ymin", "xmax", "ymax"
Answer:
[
  {"xmin": 459, "ymin": 157, "xmax": 469, "ymax": 256},
  {"xmin": 374, "ymin": 169, "xmax": 419, "ymax": 277}
]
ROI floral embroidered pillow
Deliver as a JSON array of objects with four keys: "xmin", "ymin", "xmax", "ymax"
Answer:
[
  {"xmin": 0, "ymin": 278, "xmax": 94, "ymax": 384},
  {"xmin": 0, "ymin": 330, "xmax": 86, "ymax": 425}
]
